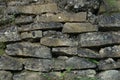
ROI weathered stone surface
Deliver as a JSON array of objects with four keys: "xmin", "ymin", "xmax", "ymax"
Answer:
[
  {"xmin": 62, "ymin": 23, "xmax": 98, "ymax": 33},
  {"xmin": 0, "ymin": 26, "xmax": 21, "ymax": 42},
  {"xmin": 0, "ymin": 6, "xmax": 6, "ymax": 14},
  {"xmin": 66, "ymin": 57, "xmax": 96, "ymax": 69},
  {"xmin": 5, "ymin": 42, "xmax": 51, "ymax": 58},
  {"xmin": 15, "ymin": 16, "xmax": 33, "ymax": 24},
  {"xmin": 53, "ymin": 58, "xmax": 66, "ymax": 70},
  {"xmin": 97, "ymin": 13, "xmax": 120, "ymax": 28},
  {"xmin": 0, "ymin": 56, "xmax": 23, "ymax": 70},
  {"xmin": 40, "ymin": 37, "xmax": 77, "ymax": 47},
  {"xmin": 21, "ymin": 30, "xmax": 42, "ymax": 39},
  {"xmin": 18, "ymin": 22, "xmax": 63, "ymax": 31},
  {"xmin": 64, "ymin": 70, "xmax": 96, "ymax": 80},
  {"xmin": 0, "ymin": 15, "xmax": 14, "ymax": 25},
  {"xmin": 98, "ymin": 58, "xmax": 120, "ymax": 70},
  {"xmin": 52, "ymin": 47, "xmax": 78, "ymax": 56},
  {"xmin": 7, "ymin": 3, "xmax": 58, "ymax": 14},
  {"xmin": 97, "ymin": 70, "xmax": 120, "ymax": 80},
  {"xmin": 77, "ymin": 48, "xmax": 100, "ymax": 58},
  {"xmin": 55, "ymin": 0, "xmax": 100, "ymax": 12},
  {"xmin": 36, "ymin": 12, "xmax": 86, "ymax": 22},
  {"xmin": 13, "ymin": 71, "xmax": 61, "ymax": 80},
  {"xmin": 23, "ymin": 58, "xmax": 53, "ymax": 72},
  {"xmin": 99, "ymin": 45, "xmax": 120, "ymax": 58},
  {"xmin": 79, "ymin": 32, "xmax": 120, "ymax": 47},
  {"xmin": 52, "ymin": 47, "xmax": 100, "ymax": 58},
  {"xmin": 0, "ymin": 71, "xmax": 12, "ymax": 80}
]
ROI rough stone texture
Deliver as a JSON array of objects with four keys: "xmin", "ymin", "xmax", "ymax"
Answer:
[
  {"xmin": 64, "ymin": 70, "xmax": 96, "ymax": 80},
  {"xmin": 97, "ymin": 13, "xmax": 120, "ymax": 28},
  {"xmin": 97, "ymin": 70, "xmax": 120, "ymax": 80},
  {"xmin": 0, "ymin": 71, "xmax": 12, "ymax": 80},
  {"xmin": 15, "ymin": 16, "xmax": 33, "ymax": 24},
  {"xmin": 55, "ymin": 0, "xmax": 100, "ymax": 12},
  {"xmin": 18, "ymin": 22, "xmax": 63, "ymax": 31},
  {"xmin": 98, "ymin": 58, "xmax": 120, "ymax": 70},
  {"xmin": 66, "ymin": 57, "xmax": 96, "ymax": 69},
  {"xmin": 41, "ymin": 37, "xmax": 77, "ymax": 47},
  {"xmin": 36, "ymin": 12, "xmax": 86, "ymax": 22},
  {"xmin": 20, "ymin": 30, "xmax": 42, "ymax": 39},
  {"xmin": 7, "ymin": 3, "xmax": 58, "ymax": 14},
  {"xmin": 53, "ymin": 58, "xmax": 66, "ymax": 70},
  {"xmin": 62, "ymin": 23, "xmax": 98, "ymax": 33},
  {"xmin": 0, "ymin": 56, "xmax": 23, "ymax": 70},
  {"xmin": 52, "ymin": 47, "xmax": 78, "ymax": 56},
  {"xmin": 99, "ymin": 45, "xmax": 120, "ymax": 58},
  {"xmin": 23, "ymin": 58, "xmax": 53, "ymax": 72},
  {"xmin": 13, "ymin": 71, "xmax": 62, "ymax": 80},
  {"xmin": 5, "ymin": 42, "xmax": 51, "ymax": 59},
  {"xmin": 77, "ymin": 48, "xmax": 100, "ymax": 58},
  {"xmin": 0, "ymin": 26, "xmax": 21, "ymax": 42},
  {"xmin": 79, "ymin": 32, "xmax": 120, "ymax": 47}
]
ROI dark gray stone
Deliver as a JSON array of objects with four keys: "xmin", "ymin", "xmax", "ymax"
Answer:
[
  {"xmin": 18, "ymin": 22, "xmax": 63, "ymax": 31},
  {"xmin": 0, "ymin": 71, "xmax": 12, "ymax": 80},
  {"xmin": 0, "ymin": 56, "xmax": 23, "ymax": 70},
  {"xmin": 66, "ymin": 57, "xmax": 96, "ymax": 69},
  {"xmin": 5, "ymin": 42, "xmax": 51, "ymax": 59},
  {"xmin": 23, "ymin": 58, "xmax": 53, "ymax": 72},
  {"xmin": 0, "ymin": 26, "xmax": 21, "ymax": 42},
  {"xmin": 97, "ymin": 13, "xmax": 120, "ymax": 28},
  {"xmin": 97, "ymin": 70, "xmax": 120, "ymax": 80},
  {"xmin": 98, "ymin": 58, "xmax": 120, "ymax": 70},
  {"xmin": 79, "ymin": 32, "xmax": 120, "ymax": 47}
]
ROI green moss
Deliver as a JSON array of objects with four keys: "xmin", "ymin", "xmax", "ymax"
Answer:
[
  {"xmin": 0, "ymin": 49, "xmax": 5, "ymax": 55},
  {"xmin": 0, "ymin": 42, "xmax": 6, "ymax": 55},
  {"xmin": 75, "ymin": 77, "xmax": 99, "ymax": 80},
  {"xmin": 87, "ymin": 58, "xmax": 99, "ymax": 64}
]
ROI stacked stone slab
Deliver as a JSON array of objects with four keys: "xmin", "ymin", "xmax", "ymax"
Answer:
[{"xmin": 0, "ymin": 0, "xmax": 120, "ymax": 80}]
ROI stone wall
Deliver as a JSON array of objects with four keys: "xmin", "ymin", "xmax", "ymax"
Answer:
[{"xmin": 0, "ymin": 0, "xmax": 120, "ymax": 80}]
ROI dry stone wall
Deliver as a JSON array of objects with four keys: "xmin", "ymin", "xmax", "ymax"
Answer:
[{"xmin": 0, "ymin": 0, "xmax": 120, "ymax": 80}]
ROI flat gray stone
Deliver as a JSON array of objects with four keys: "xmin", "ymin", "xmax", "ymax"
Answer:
[
  {"xmin": 5, "ymin": 42, "xmax": 51, "ymax": 59},
  {"xmin": 23, "ymin": 58, "xmax": 53, "ymax": 72},
  {"xmin": 18, "ymin": 22, "xmax": 63, "ymax": 31},
  {"xmin": 41, "ymin": 37, "xmax": 78, "ymax": 47},
  {"xmin": 0, "ymin": 56, "xmax": 23, "ymax": 70},
  {"xmin": 97, "ymin": 70, "xmax": 120, "ymax": 80},
  {"xmin": 62, "ymin": 23, "xmax": 98, "ymax": 33},
  {"xmin": 79, "ymin": 32, "xmax": 120, "ymax": 47},
  {"xmin": 0, "ymin": 71, "xmax": 12, "ymax": 80},
  {"xmin": 20, "ymin": 30, "xmax": 42, "ymax": 39},
  {"xmin": 66, "ymin": 57, "xmax": 96, "ymax": 69}
]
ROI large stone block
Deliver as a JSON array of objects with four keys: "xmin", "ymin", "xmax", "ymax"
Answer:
[
  {"xmin": 0, "ymin": 56, "xmax": 23, "ymax": 70},
  {"xmin": 18, "ymin": 22, "xmax": 63, "ymax": 31},
  {"xmin": 97, "ymin": 70, "xmax": 120, "ymax": 80},
  {"xmin": 40, "ymin": 37, "xmax": 77, "ymax": 47},
  {"xmin": 62, "ymin": 23, "xmax": 98, "ymax": 33},
  {"xmin": 79, "ymin": 32, "xmax": 120, "ymax": 47},
  {"xmin": 99, "ymin": 45, "xmax": 120, "ymax": 58},
  {"xmin": 0, "ymin": 71, "xmax": 12, "ymax": 80},
  {"xmin": 23, "ymin": 58, "xmax": 53, "ymax": 72},
  {"xmin": 7, "ymin": 3, "xmax": 58, "ymax": 14},
  {"xmin": 98, "ymin": 58, "xmax": 120, "ymax": 70},
  {"xmin": 66, "ymin": 57, "xmax": 96, "ymax": 69},
  {"xmin": 36, "ymin": 12, "xmax": 86, "ymax": 22},
  {"xmin": 5, "ymin": 42, "xmax": 51, "ymax": 59},
  {"xmin": 97, "ymin": 13, "xmax": 120, "ymax": 28}
]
